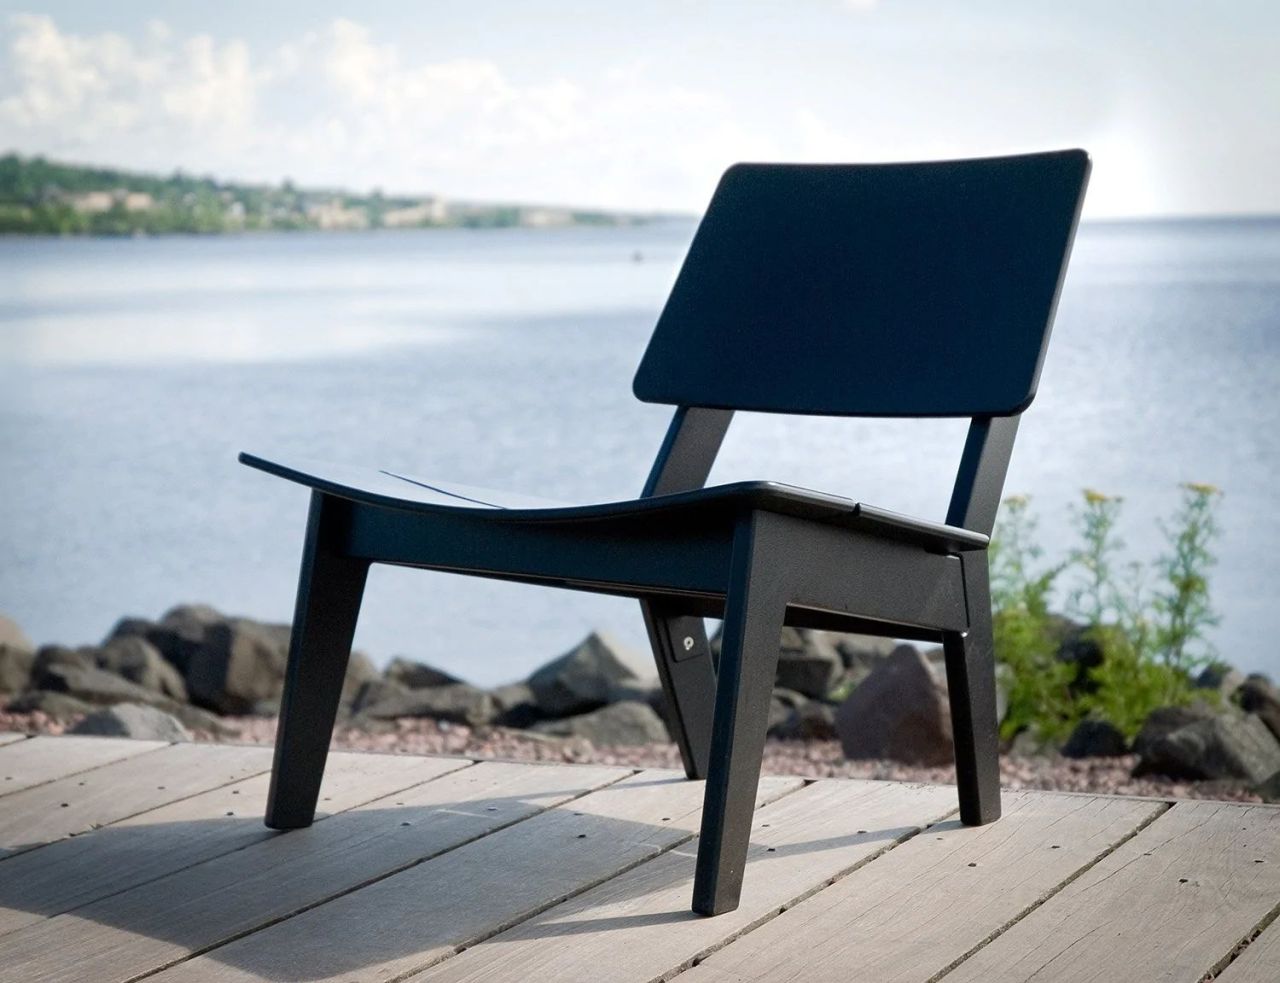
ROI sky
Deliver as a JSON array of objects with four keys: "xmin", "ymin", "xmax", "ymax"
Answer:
[{"xmin": 1, "ymin": 1, "xmax": 1277, "ymax": 218}]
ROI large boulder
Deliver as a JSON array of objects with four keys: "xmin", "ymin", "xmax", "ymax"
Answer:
[
  {"xmin": 184, "ymin": 617, "xmax": 290, "ymax": 715},
  {"xmin": 1257, "ymin": 770, "xmax": 1280, "ymax": 804},
  {"xmin": 96, "ymin": 636, "xmax": 188, "ymax": 702},
  {"xmin": 106, "ymin": 604, "xmax": 225, "ymax": 675},
  {"xmin": 531, "ymin": 701, "xmax": 669, "ymax": 746},
  {"xmin": 0, "ymin": 615, "xmax": 36, "ymax": 695},
  {"xmin": 1062, "ymin": 718, "xmax": 1128, "ymax": 759},
  {"xmin": 358, "ymin": 683, "xmax": 495, "ymax": 727},
  {"xmin": 1196, "ymin": 663, "xmax": 1245, "ymax": 699},
  {"xmin": 0, "ymin": 615, "xmax": 34, "ymax": 654},
  {"xmin": 0, "ymin": 645, "xmax": 34, "ymax": 696},
  {"xmin": 1056, "ymin": 623, "xmax": 1104, "ymax": 693},
  {"xmin": 834, "ymin": 644, "xmax": 953, "ymax": 766},
  {"xmin": 490, "ymin": 682, "xmax": 544, "ymax": 729},
  {"xmin": 383, "ymin": 657, "xmax": 461, "ymax": 690},
  {"xmin": 771, "ymin": 700, "xmax": 838, "ymax": 741},
  {"xmin": 70, "ymin": 704, "xmax": 192, "ymax": 742},
  {"xmin": 1136, "ymin": 709, "xmax": 1280, "ymax": 784},
  {"xmin": 775, "ymin": 629, "xmax": 843, "ymax": 699},
  {"xmin": 5, "ymin": 690, "xmax": 96, "ymax": 721},
  {"xmin": 32, "ymin": 663, "xmax": 168, "ymax": 708},
  {"xmin": 32, "ymin": 645, "xmax": 97, "ymax": 676},
  {"xmin": 348, "ymin": 678, "xmax": 410, "ymax": 716},
  {"xmin": 527, "ymin": 632, "xmax": 639, "ymax": 718},
  {"xmin": 1132, "ymin": 703, "xmax": 1217, "ymax": 760},
  {"xmin": 1239, "ymin": 675, "xmax": 1280, "ymax": 743},
  {"xmin": 341, "ymin": 651, "xmax": 380, "ymax": 705}
]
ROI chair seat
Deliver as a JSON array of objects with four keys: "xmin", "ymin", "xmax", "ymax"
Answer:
[{"xmin": 239, "ymin": 451, "xmax": 988, "ymax": 554}]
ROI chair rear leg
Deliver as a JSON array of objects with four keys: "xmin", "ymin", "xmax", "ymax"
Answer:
[
  {"xmin": 641, "ymin": 601, "xmax": 717, "ymax": 780},
  {"xmin": 266, "ymin": 491, "xmax": 369, "ymax": 830},
  {"xmin": 943, "ymin": 556, "xmax": 1001, "ymax": 826},
  {"xmin": 693, "ymin": 516, "xmax": 786, "ymax": 916}
]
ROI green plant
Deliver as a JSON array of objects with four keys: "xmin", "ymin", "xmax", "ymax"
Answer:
[
  {"xmin": 990, "ymin": 483, "xmax": 1225, "ymax": 744},
  {"xmin": 989, "ymin": 496, "xmax": 1076, "ymax": 742}
]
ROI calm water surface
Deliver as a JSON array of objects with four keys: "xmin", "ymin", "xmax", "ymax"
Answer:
[{"xmin": 1, "ymin": 220, "xmax": 1277, "ymax": 685}]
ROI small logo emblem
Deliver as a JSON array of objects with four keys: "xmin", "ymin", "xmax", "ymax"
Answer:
[{"xmin": 682, "ymin": 636, "xmax": 696, "ymax": 652}]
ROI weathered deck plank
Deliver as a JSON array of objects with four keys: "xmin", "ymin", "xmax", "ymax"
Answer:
[
  {"xmin": 410, "ymin": 778, "xmax": 961, "ymax": 983},
  {"xmin": 0, "ymin": 735, "xmax": 165, "ymax": 796},
  {"xmin": 663, "ymin": 792, "xmax": 1162, "ymax": 983},
  {"xmin": 0, "ymin": 748, "xmax": 469, "ymax": 936},
  {"xmin": 0, "ymin": 742, "xmax": 271, "ymax": 858},
  {"xmin": 0, "ymin": 734, "xmax": 25, "ymax": 748},
  {"xmin": 941, "ymin": 800, "xmax": 1280, "ymax": 983},
  {"xmin": 1215, "ymin": 911, "xmax": 1280, "ymax": 982},
  {"xmin": 0, "ymin": 760, "xmax": 628, "ymax": 983},
  {"xmin": 144, "ymin": 771, "xmax": 804, "ymax": 983}
]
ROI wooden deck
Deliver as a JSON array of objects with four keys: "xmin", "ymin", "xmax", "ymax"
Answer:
[{"xmin": 0, "ymin": 734, "xmax": 1276, "ymax": 983}]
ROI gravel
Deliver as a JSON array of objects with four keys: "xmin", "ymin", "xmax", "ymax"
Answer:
[{"xmin": 0, "ymin": 704, "xmax": 1262, "ymax": 802}]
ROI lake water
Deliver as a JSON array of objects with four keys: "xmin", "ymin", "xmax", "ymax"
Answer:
[{"xmin": 2, "ymin": 219, "xmax": 1277, "ymax": 686}]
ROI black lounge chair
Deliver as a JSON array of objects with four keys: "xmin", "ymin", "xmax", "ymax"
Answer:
[{"xmin": 242, "ymin": 150, "xmax": 1090, "ymax": 916}]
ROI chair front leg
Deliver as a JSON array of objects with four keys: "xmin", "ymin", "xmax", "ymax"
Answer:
[
  {"xmin": 266, "ymin": 491, "xmax": 369, "ymax": 830},
  {"xmin": 693, "ymin": 514, "xmax": 787, "ymax": 916},
  {"xmin": 942, "ymin": 553, "xmax": 1001, "ymax": 825}
]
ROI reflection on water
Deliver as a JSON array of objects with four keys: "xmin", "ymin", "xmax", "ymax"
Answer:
[{"xmin": 1, "ymin": 220, "xmax": 1278, "ymax": 684}]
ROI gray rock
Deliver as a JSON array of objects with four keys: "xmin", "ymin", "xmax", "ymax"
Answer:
[
  {"xmin": 775, "ymin": 629, "xmax": 843, "ymax": 699},
  {"xmin": 106, "ymin": 604, "xmax": 224, "ymax": 674},
  {"xmin": 184, "ymin": 617, "xmax": 290, "ymax": 715},
  {"xmin": 96, "ymin": 636, "xmax": 188, "ymax": 702},
  {"xmin": 5, "ymin": 690, "xmax": 96, "ymax": 721},
  {"xmin": 1062, "ymin": 718, "xmax": 1128, "ymax": 759},
  {"xmin": 771, "ymin": 701, "xmax": 838, "ymax": 741},
  {"xmin": 1257, "ymin": 770, "xmax": 1280, "ymax": 804},
  {"xmin": 0, "ymin": 615, "xmax": 33, "ymax": 655},
  {"xmin": 766, "ymin": 688, "xmax": 808, "ymax": 736},
  {"xmin": 349, "ymin": 678, "xmax": 410, "ymax": 716},
  {"xmin": 341, "ymin": 651, "xmax": 380, "ymax": 705},
  {"xmin": 383, "ymin": 657, "xmax": 461, "ymax": 690},
  {"xmin": 1195, "ymin": 662, "xmax": 1245, "ymax": 698},
  {"xmin": 527, "ymin": 632, "xmax": 639, "ymax": 717},
  {"xmin": 1132, "ymin": 703, "xmax": 1217, "ymax": 760},
  {"xmin": 531, "ymin": 700, "xmax": 669, "ymax": 746},
  {"xmin": 32, "ymin": 645, "xmax": 98, "ymax": 678},
  {"xmin": 834, "ymin": 644, "xmax": 953, "ymax": 766},
  {"xmin": 1056, "ymin": 624, "xmax": 1105, "ymax": 693},
  {"xmin": 32, "ymin": 663, "xmax": 168, "ymax": 708},
  {"xmin": 490, "ymin": 682, "xmax": 543, "ymax": 729},
  {"xmin": 1239, "ymin": 675, "xmax": 1280, "ymax": 743},
  {"xmin": 359, "ymin": 683, "xmax": 495, "ymax": 727},
  {"xmin": 1136, "ymin": 710, "xmax": 1280, "ymax": 784},
  {"xmin": 167, "ymin": 702, "xmax": 238, "ymax": 738},
  {"xmin": 70, "ymin": 703, "xmax": 192, "ymax": 742},
  {"xmin": 834, "ymin": 633, "xmax": 897, "ymax": 671},
  {"xmin": 0, "ymin": 644, "xmax": 34, "ymax": 696},
  {"xmin": 1008, "ymin": 729, "xmax": 1055, "ymax": 759}
]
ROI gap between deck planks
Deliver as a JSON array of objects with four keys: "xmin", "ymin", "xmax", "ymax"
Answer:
[
  {"xmin": 146, "ymin": 771, "xmax": 808, "ymax": 983},
  {"xmin": 938, "ymin": 799, "xmax": 1280, "ymax": 983},
  {"xmin": 0, "ymin": 742, "xmax": 272, "ymax": 859},
  {"xmin": 0, "ymin": 757, "xmax": 632, "ymax": 983},
  {"xmin": 0, "ymin": 734, "xmax": 166, "ymax": 797},
  {"xmin": 0, "ymin": 748, "xmax": 471, "ymax": 936}
]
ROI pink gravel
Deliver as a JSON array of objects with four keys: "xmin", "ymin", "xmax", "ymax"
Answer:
[{"xmin": 2, "ymin": 705, "xmax": 1260, "ymax": 803}]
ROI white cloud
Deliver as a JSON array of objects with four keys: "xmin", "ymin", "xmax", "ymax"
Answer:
[{"xmin": 0, "ymin": 14, "xmax": 760, "ymax": 210}]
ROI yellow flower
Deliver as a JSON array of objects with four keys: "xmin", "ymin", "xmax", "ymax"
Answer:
[
  {"xmin": 1083, "ymin": 488, "xmax": 1121, "ymax": 505},
  {"xmin": 1003, "ymin": 494, "xmax": 1030, "ymax": 509},
  {"xmin": 1182, "ymin": 482, "xmax": 1222, "ymax": 497}
]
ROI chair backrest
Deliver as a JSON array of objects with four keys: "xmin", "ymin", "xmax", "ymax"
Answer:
[{"xmin": 633, "ymin": 150, "xmax": 1090, "ymax": 418}]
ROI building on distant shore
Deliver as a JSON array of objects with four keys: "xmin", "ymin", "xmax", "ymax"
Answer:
[
  {"xmin": 305, "ymin": 198, "xmax": 369, "ymax": 230},
  {"xmin": 382, "ymin": 198, "xmax": 448, "ymax": 228}
]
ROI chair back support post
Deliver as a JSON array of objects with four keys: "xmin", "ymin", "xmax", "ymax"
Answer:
[
  {"xmin": 638, "ymin": 405, "xmax": 734, "ymax": 780},
  {"xmin": 946, "ymin": 415, "xmax": 1021, "ymax": 538},
  {"xmin": 642, "ymin": 406, "xmax": 735, "ymax": 498}
]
